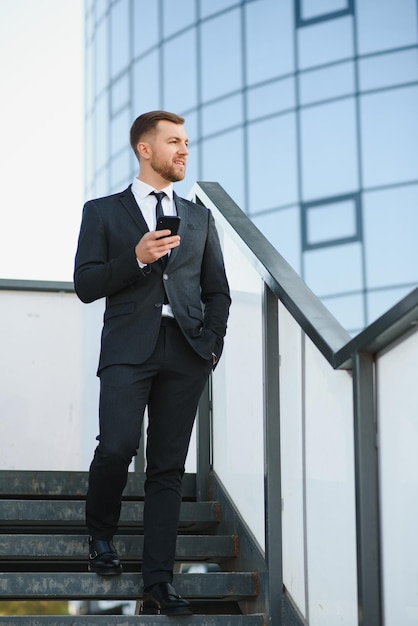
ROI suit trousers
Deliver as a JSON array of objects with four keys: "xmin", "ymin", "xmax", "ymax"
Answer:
[{"xmin": 85, "ymin": 317, "xmax": 212, "ymax": 588}]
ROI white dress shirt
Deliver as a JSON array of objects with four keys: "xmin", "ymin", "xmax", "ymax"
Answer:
[{"xmin": 131, "ymin": 177, "xmax": 176, "ymax": 317}]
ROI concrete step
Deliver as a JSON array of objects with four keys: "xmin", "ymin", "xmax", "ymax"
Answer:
[
  {"xmin": 0, "ymin": 615, "xmax": 266, "ymax": 626},
  {"xmin": 0, "ymin": 500, "xmax": 220, "ymax": 532},
  {"xmin": 0, "ymin": 471, "xmax": 196, "ymax": 500},
  {"xmin": 0, "ymin": 572, "xmax": 259, "ymax": 601}
]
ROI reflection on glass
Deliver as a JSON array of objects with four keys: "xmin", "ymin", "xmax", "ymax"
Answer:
[
  {"xmin": 359, "ymin": 49, "xmax": 418, "ymax": 92},
  {"xmin": 298, "ymin": 16, "xmax": 353, "ymax": 69},
  {"xmin": 111, "ymin": 73, "xmax": 130, "ymax": 115},
  {"xmin": 299, "ymin": 61, "xmax": 354, "ymax": 106},
  {"xmin": 360, "ymin": 87, "xmax": 418, "ymax": 188},
  {"xmin": 303, "ymin": 242, "xmax": 364, "ymax": 295},
  {"xmin": 133, "ymin": 0, "xmax": 158, "ymax": 58},
  {"xmin": 356, "ymin": 0, "xmax": 418, "ymax": 55},
  {"xmin": 200, "ymin": 8, "xmax": 242, "ymax": 102},
  {"xmin": 132, "ymin": 53, "xmax": 160, "ymax": 115},
  {"xmin": 301, "ymin": 98, "xmax": 358, "ymax": 200},
  {"xmin": 110, "ymin": 0, "xmax": 129, "ymax": 77},
  {"xmin": 247, "ymin": 77, "xmax": 295, "ymax": 120},
  {"xmin": 305, "ymin": 198, "xmax": 357, "ymax": 246},
  {"xmin": 163, "ymin": 31, "xmax": 197, "ymax": 113},
  {"xmin": 201, "ymin": 94, "xmax": 243, "ymax": 137}
]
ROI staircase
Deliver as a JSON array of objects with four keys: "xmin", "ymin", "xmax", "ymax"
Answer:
[{"xmin": 0, "ymin": 470, "xmax": 265, "ymax": 625}]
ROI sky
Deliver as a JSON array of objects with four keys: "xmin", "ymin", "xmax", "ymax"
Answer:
[{"xmin": 0, "ymin": 0, "xmax": 84, "ymax": 282}]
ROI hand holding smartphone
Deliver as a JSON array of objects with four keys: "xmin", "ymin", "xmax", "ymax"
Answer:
[{"xmin": 156, "ymin": 216, "xmax": 181, "ymax": 237}]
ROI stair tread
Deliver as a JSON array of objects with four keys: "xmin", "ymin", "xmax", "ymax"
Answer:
[
  {"xmin": 0, "ymin": 616, "xmax": 266, "ymax": 625},
  {"xmin": 0, "ymin": 534, "xmax": 237, "ymax": 561},
  {"xmin": 0, "ymin": 572, "xmax": 259, "ymax": 600},
  {"xmin": 0, "ymin": 471, "xmax": 196, "ymax": 500},
  {"xmin": 0, "ymin": 500, "xmax": 219, "ymax": 529}
]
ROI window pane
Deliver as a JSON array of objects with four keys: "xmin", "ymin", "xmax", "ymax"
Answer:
[
  {"xmin": 360, "ymin": 86, "xmax": 418, "ymax": 188},
  {"xmin": 301, "ymin": 0, "xmax": 349, "ymax": 21},
  {"xmin": 304, "ymin": 242, "xmax": 364, "ymax": 296},
  {"xmin": 247, "ymin": 77, "xmax": 295, "ymax": 120},
  {"xmin": 300, "ymin": 98, "xmax": 358, "ymax": 200},
  {"xmin": 94, "ymin": 18, "xmax": 108, "ymax": 96},
  {"xmin": 201, "ymin": 9, "xmax": 242, "ymax": 101},
  {"xmin": 356, "ymin": 0, "xmax": 418, "ymax": 56},
  {"xmin": 110, "ymin": 148, "xmax": 131, "ymax": 191},
  {"xmin": 363, "ymin": 185, "xmax": 418, "ymax": 289},
  {"xmin": 163, "ymin": 0, "xmax": 196, "ymax": 37},
  {"xmin": 252, "ymin": 207, "xmax": 302, "ymax": 275},
  {"xmin": 321, "ymin": 292, "xmax": 365, "ymax": 334},
  {"xmin": 94, "ymin": 94, "xmax": 109, "ymax": 171},
  {"xmin": 110, "ymin": 107, "xmax": 131, "ymax": 157},
  {"xmin": 201, "ymin": 93, "xmax": 243, "ymax": 137},
  {"xmin": 367, "ymin": 287, "xmax": 416, "ymax": 325},
  {"xmin": 133, "ymin": 0, "xmax": 159, "ymax": 58},
  {"xmin": 248, "ymin": 114, "xmax": 298, "ymax": 213},
  {"xmin": 110, "ymin": 0, "xmax": 130, "ymax": 77},
  {"xmin": 359, "ymin": 49, "xmax": 418, "ymax": 93},
  {"xmin": 298, "ymin": 16, "xmax": 354, "ymax": 70},
  {"xmin": 163, "ymin": 31, "xmax": 197, "ymax": 113},
  {"xmin": 201, "ymin": 128, "xmax": 245, "ymax": 210},
  {"xmin": 306, "ymin": 198, "xmax": 358, "ymax": 246},
  {"xmin": 299, "ymin": 61, "xmax": 355, "ymax": 106},
  {"xmin": 245, "ymin": 0, "xmax": 294, "ymax": 82},
  {"xmin": 132, "ymin": 52, "xmax": 160, "ymax": 116},
  {"xmin": 200, "ymin": 0, "xmax": 239, "ymax": 19},
  {"xmin": 111, "ymin": 72, "xmax": 130, "ymax": 115}
]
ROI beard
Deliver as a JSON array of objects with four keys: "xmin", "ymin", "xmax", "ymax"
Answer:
[{"xmin": 150, "ymin": 154, "xmax": 186, "ymax": 182}]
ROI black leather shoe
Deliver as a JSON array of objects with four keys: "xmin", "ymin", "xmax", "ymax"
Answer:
[
  {"xmin": 141, "ymin": 582, "xmax": 193, "ymax": 615},
  {"xmin": 88, "ymin": 536, "xmax": 123, "ymax": 576}
]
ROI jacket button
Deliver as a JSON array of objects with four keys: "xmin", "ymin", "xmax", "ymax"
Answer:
[{"xmin": 163, "ymin": 273, "xmax": 168, "ymax": 280}]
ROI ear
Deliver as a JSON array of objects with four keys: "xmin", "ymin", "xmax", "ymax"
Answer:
[{"xmin": 137, "ymin": 141, "xmax": 151, "ymax": 160}]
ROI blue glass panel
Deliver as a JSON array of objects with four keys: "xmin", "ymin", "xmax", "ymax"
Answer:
[
  {"xmin": 301, "ymin": 0, "xmax": 348, "ymax": 21},
  {"xmin": 245, "ymin": 0, "xmax": 294, "ymax": 82},
  {"xmin": 306, "ymin": 199, "xmax": 357, "ymax": 245},
  {"xmin": 163, "ymin": 0, "xmax": 196, "ymax": 37},
  {"xmin": 247, "ymin": 77, "xmax": 295, "ymax": 120},
  {"xmin": 359, "ymin": 49, "xmax": 418, "ymax": 93},
  {"xmin": 201, "ymin": 8, "xmax": 242, "ymax": 101},
  {"xmin": 356, "ymin": 0, "xmax": 418, "ymax": 56},
  {"xmin": 252, "ymin": 206, "xmax": 302, "ymax": 275},
  {"xmin": 201, "ymin": 93, "xmax": 243, "ymax": 137},
  {"xmin": 94, "ymin": 94, "xmax": 109, "ymax": 171},
  {"xmin": 298, "ymin": 16, "xmax": 353, "ymax": 70},
  {"xmin": 110, "ymin": 148, "xmax": 131, "ymax": 190},
  {"xmin": 303, "ymin": 242, "xmax": 364, "ymax": 296},
  {"xmin": 132, "ymin": 52, "xmax": 160, "ymax": 116},
  {"xmin": 95, "ymin": 0, "xmax": 108, "ymax": 22},
  {"xmin": 163, "ymin": 30, "xmax": 197, "ymax": 112},
  {"xmin": 299, "ymin": 61, "xmax": 355, "ymax": 106},
  {"xmin": 300, "ymin": 98, "xmax": 358, "ymax": 200},
  {"xmin": 201, "ymin": 128, "xmax": 245, "ymax": 209},
  {"xmin": 94, "ymin": 18, "xmax": 108, "ymax": 96},
  {"xmin": 247, "ymin": 114, "xmax": 298, "ymax": 213},
  {"xmin": 363, "ymin": 185, "xmax": 418, "ymax": 289},
  {"xmin": 133, "ymin": 0, "xmax": 159, "ymax": 58},
  {"xmin": 110, "ymin": 0, "xmax": 130, "ymax": 77},
  {"xmin": 200, "ymin": 0, "xmax": 239, "ymax": 19},
  {"xmin": 110, "ymin": 107, "xmax": 131, "ymax": 157},
  {"xmin": 367, "ymin": 286, "xmax": 416, "ymax": 325},
  {"xmin": 321, "ymin": 292, "xmax": 365, "ymax": 333},
  {"xmin": 360, "ymin": 86, "xmax": 418, "ymax": 188},
  {"xmin": 111, "ymin": 72, "xmax": 130, "ymax": 115}
]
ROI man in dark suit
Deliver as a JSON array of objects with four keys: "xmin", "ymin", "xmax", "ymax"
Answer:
[{"xmin": 74, "ymin": 110, "xmax": 230, "ymax": 616}]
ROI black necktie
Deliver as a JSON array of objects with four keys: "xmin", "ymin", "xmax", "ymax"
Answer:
[
  {"xmin": 151, "ymin": 191, "xmax": 166, "ymax": 222},
  {"xmin": 151, "ymin": 191, "xmax": 168, "ymax": 270}
]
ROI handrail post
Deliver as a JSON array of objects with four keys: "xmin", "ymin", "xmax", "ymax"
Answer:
[
  {"xmin": 352, "ymin": 352, "xmax": 382, "ymax": 625},
  {"xmin": 196, "ymin": 377, "xmax": 212, "ymax": 502},
  {"xmin": 263, "ymin": 284, "xmax": 283, "ymax": 624}
]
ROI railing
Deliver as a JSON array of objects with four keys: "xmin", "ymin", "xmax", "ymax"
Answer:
[{"xmin": 190, "ymin": 182, "xmax": 418, "ymax": 626}]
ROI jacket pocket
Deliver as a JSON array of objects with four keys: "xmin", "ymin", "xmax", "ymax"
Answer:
[
  {"xmin": 187, "ymin": 304, "xmax": 204, "ymax": 322},
  {"xmin": 104, "ymin": 302, "xmax": 135, "ymax": 321}
]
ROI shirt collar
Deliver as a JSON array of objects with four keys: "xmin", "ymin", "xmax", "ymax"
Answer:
[{"xmin": 132, "ymin": 177, "xmax": 174, "ymax": 201}]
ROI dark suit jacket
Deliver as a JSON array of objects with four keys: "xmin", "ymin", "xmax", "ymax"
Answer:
[{"xmin": 74, "ymin": 186, "xmax": 231, "ymax": 373}]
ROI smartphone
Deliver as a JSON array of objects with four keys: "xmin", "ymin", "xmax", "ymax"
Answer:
[{"xmin": 156, "ymin": 216, "xmax": 181, "ymax": 237}]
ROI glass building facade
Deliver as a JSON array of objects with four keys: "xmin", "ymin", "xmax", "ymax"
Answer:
[{"xmin": 84, "ymin": 0, "xmax": 418, "ymax": 335}]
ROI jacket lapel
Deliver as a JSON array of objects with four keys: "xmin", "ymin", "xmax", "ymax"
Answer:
[
  {"xmin": 118, "ymin": 185, "xmax": 149, "ymax": 234},
  {"xmin": 168, "ymin": 192, "xmax": 189, "ymax": 266}
]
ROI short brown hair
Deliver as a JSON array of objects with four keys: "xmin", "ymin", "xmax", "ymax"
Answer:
[{"xmin": 130, "ymin": 110, "xmax": 185, "ymax": 160}]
